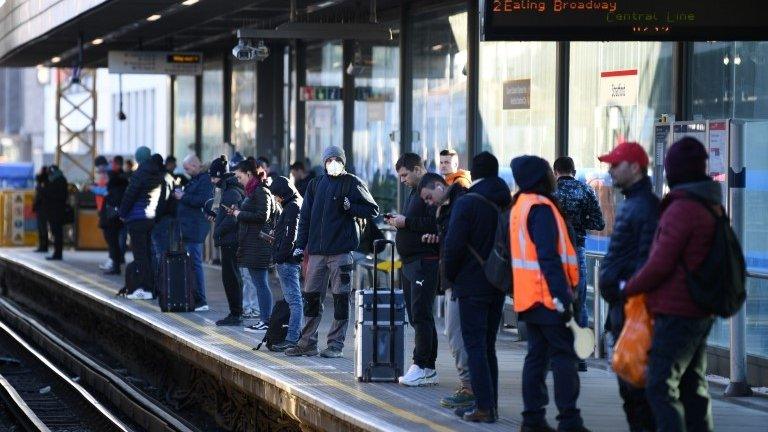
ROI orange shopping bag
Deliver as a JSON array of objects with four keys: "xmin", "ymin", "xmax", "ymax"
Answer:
[{"xmin": 612, "ymin": 294, "xmax": 653, "ymax": 388}]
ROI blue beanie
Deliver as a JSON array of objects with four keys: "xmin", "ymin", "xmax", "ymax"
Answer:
[
  {"xmin": 511, "ymin": 155, "xmax": 551, "ymax": 191},
  {"xmin": 135, "ymin": 146, "xmax": 152, "ymax": 164}
]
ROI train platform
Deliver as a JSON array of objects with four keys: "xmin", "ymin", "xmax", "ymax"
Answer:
[{"xmin": 0, "ymin": 247, "xmax": 767, "ymax": 432}]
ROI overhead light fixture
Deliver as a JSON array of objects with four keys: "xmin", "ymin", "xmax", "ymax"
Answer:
[
  {"xmin": 147, "ymin": 14, "xmax": 162, "ymax": 22},
  {"xmin": 181, "ymin": 0, "xmax": 199, "ymax": 5},
  {"xmin": 92, "ymin": 38, "xmax": 104, "ymax": 45},
  {"xmin": 51, "ymin": 56, "xmax": 61, "ymax": 64},
  {"xmin": 36, "ymin": 65, "xmax": 50, "ymax": 85},
  {"xmin": 723, "ymin": 55, "xmax": 730, "ymax": 65},
  {"xmin": 734, "ymin": 55, "xmax": 742, "ymax": 65}
]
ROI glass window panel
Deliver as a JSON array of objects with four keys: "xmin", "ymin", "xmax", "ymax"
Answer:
[
  {"xmin": 232, "ymin": 62, "xmax": 257, "ymax": 157},
  {"xmin": 411, "ymin": 7, "xmax": 468, "ymax": 171},
  {"xmin": 479, "ymin": 41, "xmax": 557, "ymax": 185},
  {"xmin": 305, "ymin": 41, "xmax": 343, "ymax": 170},
  {"xmin": 201, "ymin": 64, "xmax": 224, "ymax": 163},
  {"xmin": 691, "ymin": 42, "xmax": 768, "ymax": 355},
  {"xmin": 353, "ymin": 41, "xmax": 400, "ymax": 216},
  {"xmin": 173, "ymin": 75, "xmax": 196, "ymax": 157},
  {"xmin": 569, "ymin": 42, "xmax": 674, "ymax": 255}
]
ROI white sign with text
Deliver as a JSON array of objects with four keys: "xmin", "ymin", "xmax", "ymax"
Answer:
[{"xmin": 599, "ymin": 69, "xmax": 638, "ymax": 107}]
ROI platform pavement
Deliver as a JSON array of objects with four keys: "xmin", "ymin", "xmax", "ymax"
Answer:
[{"xmin": 5, "ymin": 248, "xmax": 768, "ymax": 432}]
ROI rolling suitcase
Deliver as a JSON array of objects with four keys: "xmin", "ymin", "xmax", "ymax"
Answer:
[
  {"xmin": 158, "ymin": 222, "xmax": 197, "ymax": 312},
  {"xmin": 355, "ymin": 239, "xmax": 405, "ymax": 382}
]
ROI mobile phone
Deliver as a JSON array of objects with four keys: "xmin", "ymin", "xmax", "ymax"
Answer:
[{"xmin": 384, "ymin": 213, "xmax": 394, "ymax": 219}]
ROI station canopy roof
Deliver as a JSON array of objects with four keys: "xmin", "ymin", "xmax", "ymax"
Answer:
[{"xmin": 0, "ymin": 0, "xmax": 402, "ymax": 68}]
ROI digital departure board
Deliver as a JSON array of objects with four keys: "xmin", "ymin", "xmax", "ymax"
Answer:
[{"xmin": 483, "ymin": 0, "xmax": 768, "ymax": 41}]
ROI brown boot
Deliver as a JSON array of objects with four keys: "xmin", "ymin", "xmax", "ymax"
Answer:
[{"xmin": 462, "ymin": 408, "xmax": 496, "ymax": 423}]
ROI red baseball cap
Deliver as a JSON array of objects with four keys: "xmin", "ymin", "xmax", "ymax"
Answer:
[{"xmin": 597, "ymin": 142, "xmax": 649, "ymax": 168}]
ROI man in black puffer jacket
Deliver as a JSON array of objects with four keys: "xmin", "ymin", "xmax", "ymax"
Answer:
[
  {"xmin": 598, "ymin": 142, "xmax": 659, "ymax": 432},
  {"xmin": 286, "ymin": 146, "xmax": 379, "ymax": 358},
  {"xmin": 208, "ymin": 156, "xmax": 244, "ymax": 319}
]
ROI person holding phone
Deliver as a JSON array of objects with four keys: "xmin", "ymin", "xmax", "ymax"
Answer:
[{"xmin": 224, "ymin": 159, "xmax": 278, "ymax": 329}]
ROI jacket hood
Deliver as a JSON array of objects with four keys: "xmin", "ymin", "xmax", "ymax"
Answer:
[
  {"xmin": 270, "ymin": 176, "xmax": 299, "ymax": 201},
  {"xmin": 672, "ymin": 179, "xmax": 722, "ymax": 204},
  {"xmin": 445, "ymin": 169, "xmax": 471, "ymax": 184},
  {"xmin": 221, "ymin": 173, "xmax": 242, "ymax": 191},
  {"xmin": 468, "ymin": 176, "xmax": 512, "ymax": 208}
]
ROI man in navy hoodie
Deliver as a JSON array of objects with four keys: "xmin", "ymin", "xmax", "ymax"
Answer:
[{"xmin": 443, "ymin": 152, "xmax": 511, "ymax": 423}]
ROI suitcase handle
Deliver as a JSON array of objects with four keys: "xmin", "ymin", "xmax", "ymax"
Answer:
[{"xmin": 369, "ymin": 238, "xmax": 397, "ymax": 374}]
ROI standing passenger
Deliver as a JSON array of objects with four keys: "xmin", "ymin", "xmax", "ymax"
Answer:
[
  {"xmin": 175, "ymin": 155, "xmax": 214, "ymax": 310},
  {"xmin": 33, "ymin": 166, "xmax": 49, "ymax": 253},
  {"xmin": 208, "ymin": 156, "xmax": 246, "ymax": 322},
  {"xmin": 285, "ymin": 146, "xmax": 379, "ymax": 358},
  {"xmin": 439, "ymin": 149, "xmax": 472, "ymax": 189},
  {"xmin": 442, "ymin": 152, "xmax": 510, "ymax": 423},
  {"xmin": 268, "ymin": 176, "xmax": 304, "ymax": 351},
  {"xmin": 510, "ymin": 155, "xmax": 587, "ymax": 432},
  {"xmin": 224, "ymin": 159, "xmax": 277, "ymax": 328},
  {"xmin": 598, "ymin": 142, "xmax": 658, "ymax": 432},
  {"xmin": 552, "ymin": 156, "xmax": 605, "ymax": 372},
  {"xmin": 42, "ymin": 165, "xmax": 68, "ymax": 261},
  {"xmin": 624, "ymin": 138, "xmax": 718, "ymax": 432},
  {"xmin": 389, "ymin": 153, "xmax": 440, "ymax": 387},
  {"xmin": 101, "ymin": 156, "xmax": 129, "ymax": 274}
]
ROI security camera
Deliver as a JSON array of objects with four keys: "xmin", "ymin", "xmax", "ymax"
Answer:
[
  {"xmin": 253, "ymin": 40, "xmax": 269, "ymax": 61},
  {"xmin": 232, "ymin": 38, "xmax": 255, "ymax": 61}
]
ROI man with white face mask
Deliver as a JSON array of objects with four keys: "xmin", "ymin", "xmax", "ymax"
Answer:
[{"xmin": 285, "ymin": 146, "xmax": 379, "ymax": 358}]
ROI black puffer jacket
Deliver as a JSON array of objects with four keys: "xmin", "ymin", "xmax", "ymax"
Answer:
[
  {"xmin": 270, "ymin": 176, "xmax": 302, "ymax": 264},
  {"xmin": 436, "ymin": 183, "xmax": 467, "ymax": 291},
  {"xmin": 236, "ymin": 180, "xmax": 278, "ymax": 269},
  {"xmin": 598, "ymin": 176, "xmax": 659, "ymax": 333},
  {"xmin": 41, "ymin": 170, "xmax": 68, "ymax": 224},
  {"xmin": 213, "ymin": 174, "xmax": 244, "ymax": 247}
]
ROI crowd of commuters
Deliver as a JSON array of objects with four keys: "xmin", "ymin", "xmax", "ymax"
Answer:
[{"xmin": 30, "ymin": 135, "xmax": 728, "ymax": 431}]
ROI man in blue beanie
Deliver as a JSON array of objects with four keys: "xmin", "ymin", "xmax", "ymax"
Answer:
[{"xmin": 285, "ymin": 145, "xmax": 379, "ymax": 358}]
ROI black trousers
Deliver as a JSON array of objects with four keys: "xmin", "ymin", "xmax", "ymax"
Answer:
[
  {"xmin": 103, "ymin": 225, "xmax": 125, "ymax": 266},
  {"xmin": 36, "ymin": 213, "xmax": 48, "ymax": 251},
  {"xmin": 49, "ymin": 220, "xmax": 63, "ymax": 258},
  {"xmin": 127, "ymin": 219, "xmax": 155, "ymax": 293},
  {"xmin": 401, "ymin": 257, "xmax": 439, "ymax": 369},
  {"xmin": 220, "ymin": 245, "xmax": 242, "ymax": 316}
]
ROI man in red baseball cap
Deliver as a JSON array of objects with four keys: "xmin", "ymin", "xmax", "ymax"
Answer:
[{"xmin": 597, "ymin": 141, "xmax": 659, "ymax": 432}]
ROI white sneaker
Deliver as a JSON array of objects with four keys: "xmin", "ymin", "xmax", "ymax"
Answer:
[
  {"xmin": 194, "ymin": 304, "xmax": 209, "ymax": 312},
  {"xmin": 126, "ymin": 288, "xmax": 153, "ymax": 300},
  {"xmin": 99, "ymin": 258, "xmax": 113, "ymax": 270},
  {"xmin": 398, "ymin": 365, "xmax": 437, "ymax": 387},
  {"xmin": 244, "ymin": 321, "xmax": 269, "ymax": 332}
]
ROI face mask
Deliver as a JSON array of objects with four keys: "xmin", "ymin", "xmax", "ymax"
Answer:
[{"xmin": 325, "ymin": 160, "xmax": 344, "ymax": 177}]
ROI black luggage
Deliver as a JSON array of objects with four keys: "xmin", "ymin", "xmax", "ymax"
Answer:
[
  {"xmin": 354, "ymin": 239, "xmax": 405, "ymax": 382},
  {"xmin": 158, "ymin": 222, "xmax": 196, "ymax": 312},
  {"xmin": 254, "ymin": 300, "xmax": 291, "ymax": 351}
]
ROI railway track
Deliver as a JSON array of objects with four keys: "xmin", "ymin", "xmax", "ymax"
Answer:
[{"xmin": 0, "ymin": 298, "xmax": 199, "ymax": 432}]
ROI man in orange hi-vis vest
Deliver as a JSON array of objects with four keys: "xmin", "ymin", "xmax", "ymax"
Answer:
[{"xmin": 510, "ymin": 155, "xmax": 589, "ymax": 432}]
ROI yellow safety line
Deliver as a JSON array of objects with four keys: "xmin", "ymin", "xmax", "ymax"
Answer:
[{"xmin": 22, "ymin": 257, "xmax": 454, "ymax": 432}]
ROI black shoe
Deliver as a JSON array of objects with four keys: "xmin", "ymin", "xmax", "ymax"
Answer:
[
  {"xmin": 578, "ymin": 360, "xmax": 588, "ymax": 372},
  {"xmin": 46, "ymin": 255, "xmax": 62, "ymax": 261},
  {"xmin": 284, "ymin": 345, "xmax": 319, "ymax": 357},
  {"xmin": 319, "ymin": 346, "xmax": 343, "ymax": 358},
  {"xmin": 520, "ymin": 423, "xmax": 557, "ymax": 432},
  {"xmin": 269, "ymin": 340, "xmax": 297, "ymax": 352},
  {"xmin": 103, "ymin": 267, "xmax": 121, "ymax": 275},
  {"xmin": 216, "ymin": 314, "xmax": 243, "ymax": 326},
  {"xmin": 462, "ymin": 408, "xmax": 496, "ymax": 423},
  {"xmin": 454, "ymin": 404, "xmax": 475, "ymax": 418}
]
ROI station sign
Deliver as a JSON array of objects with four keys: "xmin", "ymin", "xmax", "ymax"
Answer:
[
  {"xmin": 108, "ymin": 51, "xmax": 203, "ymax": 75},
  {"xmin": 483, "ymin": 0, "xmax": 768, "ymax": 41},
  {"xmin": 299, "ymin": 86, "xmax": 395, "ymax": 102},
  {"xmin": 503, "ymin": 79, "xmax": 531, "ymax": 110},
  {"xmin": 598, "ymin": 69, "xmax": 637, "ymax": 107}
]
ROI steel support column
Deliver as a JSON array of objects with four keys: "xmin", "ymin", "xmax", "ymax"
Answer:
[
  {"xmin": 294, "ymin": 40, "xmax": 306, "ymax": 163},
  {"xmin": 194, "ymin": 74, "xmax": 203, "ymax": 157},
  {"xmin": 55, "ymin": 68, "xmax": 97, "ymax": 183},
  {"xmin": 467, "ymin": 0, "xmax": 481, "ymax": 156},
  {"xmin": 555, "ymin": 42, "xmax": 570, "ymax": 158},
  {"xmin": 398, "ymin": 0, "xmax": 413, "ymax": 157},
  {"xmin": 342, "ymin": 40, "xmax": 355, "ymax": 174}
]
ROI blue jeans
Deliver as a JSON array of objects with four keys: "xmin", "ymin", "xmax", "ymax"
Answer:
[
  {"xmin": 574, "ymin": 246, "xmax": 588, "ymax": 328},
  {"xmin": 185, "ymin": 243, "xmax": 206, "ymax": 305},
  {"xmin": 247, "ymin": 268, "xmax": 272, "ymax": 322},
  {"xmin": 151, "ymin": 217, "xmax": 172, "ymax": 269},
  {"xmin": 241, "ymin": 267, "xmax": 258, "ymax": 313},
  {"xmin": 458, "ymin": 293, "xmax": 505, "ymax": 413},
  {"xmin": 276, "ymin": 263, "xmax": 303, "ymax": 343}
]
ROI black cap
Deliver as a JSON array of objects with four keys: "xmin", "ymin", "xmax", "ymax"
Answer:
[
  {"xmin": 470, "ymin": 151, "xmax": 499, "ymax": 179},
  {"xmin": 512, "ymin": 155, "xmax": 550, "ymax": 191}
]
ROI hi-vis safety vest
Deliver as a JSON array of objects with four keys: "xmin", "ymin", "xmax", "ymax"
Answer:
[{"xmin": 510, "ymin": 193, "xmax": 579, "ymax": 313}]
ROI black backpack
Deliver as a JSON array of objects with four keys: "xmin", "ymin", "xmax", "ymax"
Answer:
[
  {"xmin": 254, "ymin": 300, "xmax": 291, "ymax": 351},
  {"xmin": 681, "ymin": 197, "xmax": 746, "ymax": 318},
  {"xmin": 117, "ymin": 261, "xmax": 140, "ymax": 297},
  {"xmin": 465, "ymin": 193, "xmax": 512, "ymax": 295}
]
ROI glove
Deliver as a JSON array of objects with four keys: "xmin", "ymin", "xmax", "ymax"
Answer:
[
  {"xmin": 552, "ymin": 297, "xmax": 573, "ymax": 323},
  {"xmin": 342, "ymin": 197, "xmax": 351, "ymax": 211},
  {"xmin": 292, "ymin": 248, "xmax": 304, "ymax": 258}
]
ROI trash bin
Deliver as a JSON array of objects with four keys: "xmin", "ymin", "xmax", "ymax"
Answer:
[{"xmin": 75, "ymin": 189, "xmax": 107, "ymax": 250}]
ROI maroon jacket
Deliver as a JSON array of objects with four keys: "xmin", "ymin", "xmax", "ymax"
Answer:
[{"xmin": 624, "ymin": 181, "xmax": 722, "ymax": 318}]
